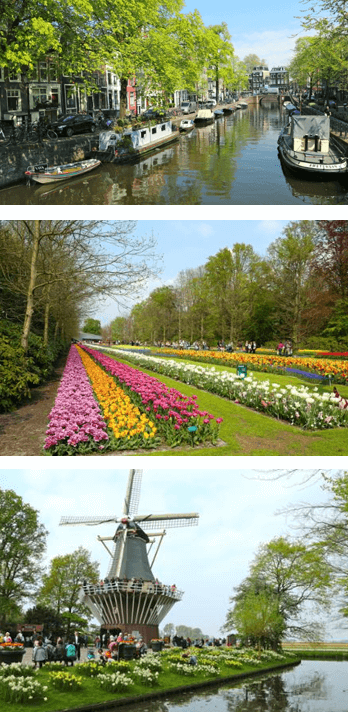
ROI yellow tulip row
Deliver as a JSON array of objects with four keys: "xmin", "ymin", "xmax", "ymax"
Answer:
[{"xmin": 77, "ymin": 347, "xmax": 157, "ymax": 442}]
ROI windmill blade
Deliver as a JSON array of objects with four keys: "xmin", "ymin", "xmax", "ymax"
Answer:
[
  {"xmin": 124, "ymin": 469, "xmax": 142, "ymax": 518},
  {"xmin": 60, "ymin": 515, "xmax": 119, "ymax": 526},
  {"xmin": 135, "ymin": 513, "xmax": 199, "ymax": 530}
]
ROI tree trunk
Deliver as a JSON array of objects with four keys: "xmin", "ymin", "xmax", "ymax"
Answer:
[
  {"xmin": 21, "ymin": 220, "xmax": 40, "ymax": 352},
  {"xmin": 120, "ymin": 77, "xmax": 128, "ymax": 119},
  {"xmin": 43, "ymin": 285, "xmax": 51, "ymax": 347}
]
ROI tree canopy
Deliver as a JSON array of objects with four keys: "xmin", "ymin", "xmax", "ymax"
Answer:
[{"xmin": 0, "ymin": 488, "xmax": 47, "ymax": 627}]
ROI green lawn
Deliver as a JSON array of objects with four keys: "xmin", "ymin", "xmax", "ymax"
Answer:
[
  {"xmin": 106, "ymin": 351, "xmax": 348, "ymax": 456},
  {"xmin": 0, "ymin": 654, "xmax": 298, "ymax": 712}
]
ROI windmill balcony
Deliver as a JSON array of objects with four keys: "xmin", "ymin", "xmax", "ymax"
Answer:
[{"xmin": 82, "ymin": 579, "xmax": 183, "ymax": 600}]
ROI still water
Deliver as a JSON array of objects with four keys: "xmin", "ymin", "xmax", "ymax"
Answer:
[
  {"xmin": 114, "ymin": 661, "xmax": 347, "ymax": 712},
  {"xmin": 1, "ymin": 105, "xmax": 348, "ymax": 204}
]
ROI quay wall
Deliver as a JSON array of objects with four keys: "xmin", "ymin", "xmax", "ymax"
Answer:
[{"xmin": 0, "ymin": 135, "xmax": 99, "ymax": 188}]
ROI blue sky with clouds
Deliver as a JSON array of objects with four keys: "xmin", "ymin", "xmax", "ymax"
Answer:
[
  {"xmin": 97, "ymin": 219, "xmax": 288, "ymax": 325},
  {"xmin": 1, "ymin": 467, "xmax": 337, "ymax": 637},
  {"xmin": 182, "ymin": 0, "xmax": 304, "ymax": 69}
]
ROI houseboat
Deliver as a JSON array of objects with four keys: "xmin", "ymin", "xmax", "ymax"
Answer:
[
  {"xmin": 278, "ymin": 114, "xmax": 347, "ymax": 175},
  {"xmin": 94, "ymin": 120, "xmax": 179, "ymax": 163}
]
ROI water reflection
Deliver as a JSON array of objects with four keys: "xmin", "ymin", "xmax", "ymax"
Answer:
[
  {"xmin": 1, "ymin": 107, "xmax": 348, "ymax": 204},
  {"xmin": 110, "ymin": 662, "xmax": 348, "ymax": 712}
]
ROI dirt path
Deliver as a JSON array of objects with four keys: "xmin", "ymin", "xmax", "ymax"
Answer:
[{"xmin": 0, "ymin": 355, "xmax": 66, "ymax": 456}]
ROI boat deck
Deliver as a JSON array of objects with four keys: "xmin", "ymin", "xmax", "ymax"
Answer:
[{"xmin": 280, "ymin": 134, "xmax": 345, "ymax": 166}]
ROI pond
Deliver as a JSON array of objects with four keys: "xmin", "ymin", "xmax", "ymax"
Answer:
[{"xmin": 112, "ymin": 661, "xmax": 347, "ymax": 712}]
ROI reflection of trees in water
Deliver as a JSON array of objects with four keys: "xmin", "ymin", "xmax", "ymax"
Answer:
[
  {"xmin": 288, "ymin": 671, "xmax": 328, "ymax": 701},
  {"xmin": 222, "ymin": 673, "xmax": 290, "ymax": 712}
]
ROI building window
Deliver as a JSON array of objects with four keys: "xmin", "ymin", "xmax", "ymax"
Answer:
[
  {"xmin": 39, "ymin": 62, "xmax": 48, "ymax": 81},
  {"xmin": 49, "ymin": 63, "xmax": 58, "ymax": 82},
  {"xmin": 0, "ymin": 67, "xmax": 4, "ymax": 81},
  {"xmin": 107, "ymin": 72, "xmax": 112, "ymax": 85},
  {"xmin": 9, "ymin": 71, "xmax": 21, "ymax": 82},
  {"xmin": 151, "ymin": 127, "xmax": 157, "ymax": 134},
  {"xmin": 7, "ymin": 89, "xmax": 21, "ymax": 111},
  {"xmin": 65, "ymin": 84, "xmax": 77, "ymax": 112},
  {"xmin": 30, "ymin": 86, "xmax": 48, "ymax": 109}
]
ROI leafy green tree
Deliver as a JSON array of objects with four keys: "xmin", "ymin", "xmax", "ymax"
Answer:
[
  {"xmin": 24, "ymin": 605, "xmax": 65, "ymax": 637},
  {"xmin": 243, "ymin": 54, "xmax": 267, "ymax": 73},
  {"xmin": 82, "ymin": 318, "xmax": 101, "ymax": 335},
  {"xmin": 0, "ymin": 489, "xmax": 47, "ymax": 627},
  {"xmin": 38, "ymin": 547, "xmax": 99, "ymax": 636},
  {"xmin": 229, "ymin": 589, "xmax": 285, "ymax": 653},
  {"xmin": 205, "ymin": 23, "xmax": 235, "ymax": 102},
  {"xmin": 267, "ymin": 221, "xmax": 315, "ymax": 346}
]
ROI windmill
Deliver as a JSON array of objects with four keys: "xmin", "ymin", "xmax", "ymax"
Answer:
[{"xmin": 60, "ymin": 469, "xmax": 199, "ymax": 643}]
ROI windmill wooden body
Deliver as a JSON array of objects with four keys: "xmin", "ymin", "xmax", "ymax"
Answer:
[{"xmin": 60, "ymin": 470, "xmax": 199, "ymax": 643}]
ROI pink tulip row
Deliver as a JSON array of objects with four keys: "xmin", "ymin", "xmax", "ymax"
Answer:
[
  {"xmin": 44, "ymin": 346, "xmax": 109, "ymax": 452},
  {"xmin": 80, "ymin": 346, "xmax": 221, "ymax": 437}
]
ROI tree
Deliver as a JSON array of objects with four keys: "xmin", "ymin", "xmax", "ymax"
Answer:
[
  {"xmin": 0, "ymin": 220, "xmax": 161, "ymax": 351},
  {"xmin": 229, "ymin": 589, "xmax": 285, "ymax": 653},
  {"xmin": 0, "ymin": 488, "xmax": 47, "ymax": 627},
  {"xmin": 267, "ymin": 221, "xmax": 315, "ymax": 345},
  {"xmin": 38, "ymin": 547, "xmax": 99, "ymax": 636},
  {"xmin": 205, "ymin": 23, "xmax": 235, "ymax": 102},
  {"xmin": 24, "ymin": 605, "xmax": 65, "ymax": 637},
  {"xmin": 243, "ymin": 54, "xmax": 267, "ymax": 73},
  {"xmin": 226, "ymin": 536, "xmax": 331, "ymax": 648},
  {"xmin": 82, "ymin": 318, "xmax": 101, "ymax": 335}
]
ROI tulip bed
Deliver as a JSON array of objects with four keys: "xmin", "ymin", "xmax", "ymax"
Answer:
[
  {"xmin": 153, "ymin": 348, "xmax": 348, "ymax": 384},
  {"xmin": 43, "ymin": 345, "xmax": 222, "ymax": 455},
  {"xmin": 106, "ymin": 347, "xmax": 348, "ymax": 430},
  {"xmin": 79, "ymin": 345, "xmax": 222, "ymax": 447}
]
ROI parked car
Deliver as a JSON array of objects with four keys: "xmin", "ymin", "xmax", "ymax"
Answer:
[
  {"xmin": 140, "ymin": 108, "xmax": 168, "ymax": 121},
  {"xmin": 181, "ymin": 101, "xmax": 197, "ymax": 114},
  {"xmin": 52, "ymin": 114, "xmax": 97, "ymax": 137}
]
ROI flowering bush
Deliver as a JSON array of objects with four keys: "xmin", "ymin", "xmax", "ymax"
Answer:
[
  {"xmin": 81, "ymin": 345, "xmax": 222, "ymax": 446},
  {"xmin": 97, "ymin": 671, "xmax": 134, "ymax": 692},
  {"xmin": 43, "ymin": 345, "xmax": 109, "ymax": 455},
  {"xmin": 103, "ymin": 348, "xmax": 348, "ymax": 430},
  {"xmin": 49, "ymin": 671, "xmax": 82, "ymax": 690},
  {"xmin": 0, "ymin": 675, "xmax": 47, "ymax": 703},
  {"xmin": 132, "ymin": 666, "xmax": 159, "ymax": 686},
  {"xmin": 0, "ymin": 663, "xmax": 36, "ymax": 677}
]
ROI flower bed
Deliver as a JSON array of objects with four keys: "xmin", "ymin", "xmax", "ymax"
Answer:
[
  {"xmin": 76, "ymin": 347, "xmax": 159, "ymax": 449},
  {"xmin": 104, "ymin": 347, "xmax": 348, "ymax": 430},
  {"xmin": 43, "ymin": 346, "xmax": 109, "ymax": 455},
  {"xmin": 151, "ymin": 347, "xmax": 348, "ymax": 384},
  {"xmin": 80, "ymin": 345, "xmax": 222, "ymax": 446}
]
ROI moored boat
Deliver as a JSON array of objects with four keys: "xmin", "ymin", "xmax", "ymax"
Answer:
[
  {"xmin": 222, "ymin": 106, "xmax": 234, "ymax": 114},
  {"xmin": 214, "ymin": 109, "xmax": 224, "ymax": 118},
  {"xmin": 278, "ymin": 114, "xmax": 347, "ymax": 175},
  {"xmin": 179, "ymin": 119, "xmax": 195, "ymax": 132},
  {"xmin": 25, "ymin": 158, "xmax": 101, "ymax": 184},
  {"xmin": 94, "ymin": 120, "xmax": 179, "ymax": 162},
  {"xmin": 194, "ymin": 109, "xmax": 214, "ymax": 126},
  {"xmin": 236, "ymin": 101, "xmax": 248, "ymax": 109}
]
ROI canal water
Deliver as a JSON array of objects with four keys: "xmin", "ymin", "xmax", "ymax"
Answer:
[
  {"xmin": 1, "ymin": 105, "xmax": 348, "ymax": 204},
  {"xmin": 111, "ymin": 661, "xmax": 347, "ymax": 712}
]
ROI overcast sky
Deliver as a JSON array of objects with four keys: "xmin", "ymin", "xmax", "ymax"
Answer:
[{"xmin": 2, "ymin": 466, "xmax": 342, "ymax": 638}]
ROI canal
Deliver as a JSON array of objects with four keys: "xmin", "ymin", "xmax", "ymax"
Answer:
[
  {"xmin": 1, "ymin": 104, "xmax": 348, "ymax": 204},
  {"xmin": 110, "ymin": 661, "xmax": 347, "ymax": 712}
]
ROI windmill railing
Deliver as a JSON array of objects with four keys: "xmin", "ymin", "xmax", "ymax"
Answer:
[{"xmin": 82, "ymin": 579, "xmax": 183, "ymax": 600}]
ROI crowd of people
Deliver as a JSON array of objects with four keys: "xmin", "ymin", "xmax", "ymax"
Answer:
[{"xmin": 276, "ymin": 340, "xmax": 293, "ymax": 356}]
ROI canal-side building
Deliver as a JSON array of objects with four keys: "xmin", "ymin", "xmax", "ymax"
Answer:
[
  {"xmin": 269, "ymin": 67, "xmax": 289, "ymax": 92},
  {"xmin": 249, "ymin": 65, "xmax": 270, "ymax": 94},
  {"xmin": 0, "ymin": 63, "xmax": 132, "ymax": 125}
]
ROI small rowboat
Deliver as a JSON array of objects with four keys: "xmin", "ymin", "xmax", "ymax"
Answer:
[
  {"xmin": 179, "ymin": 119, "xmax": 195, "ymax": 132},
  {"xmin": 25, "ymin": 158, "xmax": 101, "ymax": 184}
]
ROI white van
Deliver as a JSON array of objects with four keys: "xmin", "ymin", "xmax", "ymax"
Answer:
[{"xmin": 181, "ymin": 101, "xmax": 197, "ymax": 114}]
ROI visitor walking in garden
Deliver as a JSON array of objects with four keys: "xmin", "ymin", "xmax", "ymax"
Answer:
[{"xmin": 32, "ymin": 640, "xmax": 47, "ymax": 668}]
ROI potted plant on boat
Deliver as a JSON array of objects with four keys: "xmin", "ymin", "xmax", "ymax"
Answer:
[{"xmin": 0, "ymin": 641, "xmax": 26, "ymax": 664}]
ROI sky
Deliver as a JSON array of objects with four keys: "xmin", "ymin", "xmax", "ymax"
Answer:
[
  {"xmin": 182, "ymin": 0, "xmax": 305, "ymax": 69},
  {"xmin": 96, "ymin": 219, "xmax": 289, "ymax": 326},
  {"xmin": 1, "ymin": 467, "xmax": 343, "ymax": 639}
]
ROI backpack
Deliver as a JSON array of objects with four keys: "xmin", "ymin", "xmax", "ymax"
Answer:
[{"xmin": 66, "ymin": 643, "xmax": 76, "ymax": 659}]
